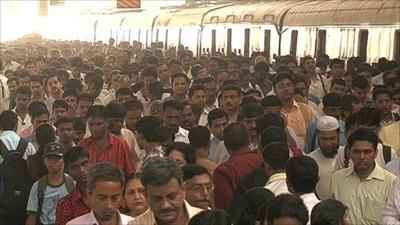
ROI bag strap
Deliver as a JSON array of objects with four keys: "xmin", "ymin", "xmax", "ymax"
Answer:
[
  {"xmin": 383, "ymin": 145, "xmax": 392, "ymax": 164},
  {"xmin": 344, "ymin": 145, "xmax": 350, "ymax": 168},
  {"xmin": 0, "ymin": 140, "xmax": 9, "ymax": 160},
  {"xmin": 36, "ymin": 176, "xmax": 48, "ymax": 220},
  {"xmin": 64, "ymin": 175, "xmax": 75, "ymax": 194},
  {"xmin": 16, "ymin": 138, "xmax": 28, "ymax": 156}
]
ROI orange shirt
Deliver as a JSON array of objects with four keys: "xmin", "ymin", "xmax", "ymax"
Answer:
[{"xmin": 281, "ymin": 99, "xmax": 316, "ymax": 149}]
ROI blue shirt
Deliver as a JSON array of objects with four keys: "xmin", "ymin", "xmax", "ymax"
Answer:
[
  {"xmin": 27, "ymin": 175, "xmax": 72, "ymax": 225},
  {"xmin": 0, "ymin": 130, "xmax": 36, "ymax": 164},
  {"xmin": 304, "ymin": 120, "xmax": 347, "ymax": 154},
  {"xmin": 208, "ymin": 135, "xmax": 221, "ymax": 161}
]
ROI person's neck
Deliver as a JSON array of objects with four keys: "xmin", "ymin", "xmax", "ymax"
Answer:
[
  {"xmin": 94, "ymin": 133, "xmax": 109, "ymax": 152},
  {"xmin": 15, "ymin": 107, "xmax": 28, "ymax": 115},
  {"xmin": 47, "ymin": 171, "xmax": 64, "ymax": 186},
  {"xmin": 355, "ymin": 163, "xmax": 376, "ymax": 181},
  {"xmin": 162, "ymin": 80, "xmax": 171, "ymax": 88},
  {"xmin": 205, "ymin": 97, "xmax": 216, "ymax": 108},
  {"xmin": 144, "ymin": 142, "xmax": 159, "ymax": 153},
  {"xmin": 51, "ymin": 91, "xmax": 63, "ymax": 100},
  {"xmin": 95, "ymin": 210, "xmax": 118, "ymax": 225},
  {"xmin": 62, "ymin": 141, "xmax": 74, "ymax": 150},
  {"xmin": 308, "ymin": 71, "xmax": 318, "ymax": 80},
  {"xmin": 157, "ymin": 205, "xmax": 188, "ymax": 225},
  {"xmin": 294, "ymin": 191, "xmax": 313, "ymax": 198},
  {"xmin": 195, "ymin": 148, "xmax": 208, "ymax": 158},
  {"xmin": 174, "ymin": 93, "xmax": 186, "ymax": 101},
  {"xmin": 141, "ymin": 88, "xmax": 149, "ymax": 98},
  {"xmin": 110, "ymin": 129, "xmax": 122, "ymax": 137},
  {"xmin": 381, "ymin": 112, "xmax": 393, "ymax": 123},
  {"xmin": 282, "ymin": 98, "xmax": 294, "ymax": 111},
  {"xmin": 227, "ymin": 109, "xmax": 239, "ymax": 123}
]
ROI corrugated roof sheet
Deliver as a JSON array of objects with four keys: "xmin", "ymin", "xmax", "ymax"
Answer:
[
  {"xmin": 120, "ymin": 10, "xmax": 159, "ymax": 28},
  {"xmin": 284, "ymin": 0, "xmax": 400, "ymax": 26}
]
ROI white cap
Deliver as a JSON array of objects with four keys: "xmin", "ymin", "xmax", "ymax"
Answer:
[{"xmin": 316, "ymin": 116, "xmax": 339, "ymax": 132}]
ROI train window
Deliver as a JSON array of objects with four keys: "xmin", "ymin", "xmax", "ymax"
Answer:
[
  {"xmin": 263, "ymin": 15, "xmax": 274, "ymax": 23},
  {"xmin": 264, "ymin": 29, "xmax": 271, "ymax": 63},
  {"xmin": 244, "ymin": 15, "xmax": 253, "ymax": 23},
  {"xmin": 244, "ymin": 28, "xmax": 250, "ymax": 57},
  {"xmin": 290, "ymin": 30, "xmax": 298, "ymax": 57},
  {"xmin": 315, "ymin": 29, "xmax": 326, "ymax": 57},
  {"xmin": 394, "ymin": 30, "xmax": 400, "ymax": 63},
  {"xmin": 212, "ymin": 29, "xmax": 216, "ymax": 55},
  {"xmin": 226, "ymin": 15, "xmax": 235, "ymax": 23},
  {"xmin": 227, "ymin": 28, "xmax": 232, "ymax": 54},
  {"xmin": 358, "ymin": 29, "xmax": 368, "ymax": 62},
  {"xmin": 211, "ymin": 16, "xmax": 219, "ymax": 24}
]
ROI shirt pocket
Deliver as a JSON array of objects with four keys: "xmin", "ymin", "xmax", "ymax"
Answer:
[{"xmin": 363, "ymin": 198, "xmax": 385, "ymax": 223}]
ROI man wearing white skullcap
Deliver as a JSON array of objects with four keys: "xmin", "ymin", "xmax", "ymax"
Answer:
[{"xmin": 308, "ymin": 116, "xmax": 344, "ymax": 200}]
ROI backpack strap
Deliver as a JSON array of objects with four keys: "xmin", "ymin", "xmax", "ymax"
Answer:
[
  {"xmin": 16, "ymin": 138, "xmax": 28, "ymax": 156},
  {"xmin": 383, "ymin": 145, "xmax": 392, "ymax": 164},
  {"xmin": 36, "ymin": 176, "xmax": 48, "ymax": 220},
  {"xmin": 64, "ymin": 175, "xmax": 75, "ymax": 194},
  {"xmin": 0, "ymin": 140, "xmax": 9, "ymax": 160}
]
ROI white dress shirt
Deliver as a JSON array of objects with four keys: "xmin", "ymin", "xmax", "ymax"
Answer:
[
  {"xmin": 174, "ymin": 126, "xmax": 189, "ymax": 143},
  {"xmin": 264, "ymin": 173, "xmax": 290, "ymax": 196},
  {"xmin": 300, "ymin": 193, "xmax": 321, "ymax": 225},
  {"xmin": 67, "ymin": 210, "xmax": 133, "ymax": 225},
  {"xmin": 382, "ymin": 178, "xmax": 400, "ymax": 225}
]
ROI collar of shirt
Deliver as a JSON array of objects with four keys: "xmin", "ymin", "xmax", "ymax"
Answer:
[
  {"xmin": 266, "ymin": 173, "xmax": 287, "ymax": 185},
  {"xmin": 300, "ymin": 192, "xmax": 319, "ymax": 202},
  {"xmin": 0, "ymin": 130, "xmax": 18, "ymax": 138},
  {"xmin": 345, "ymin": 164, "xmax": 386, "ymax": 181},
  {"xmin": 229, "ymin": 147, "xmax": 253, "ymax": 158},
  {"xmin": 204, "ymin": 99, "xmax": 218, "ymax": 113},
  {"xmin": 146, "ymin": 200, "xmax": 202, "ymax": 225},
  {"xmin": 282, "ymin": 99, "xmax": 300, "ymax": 114},
  {"xmin": 81, "ymin": 210, "xmax": 132, "ymax": 225},
  {"xmin": 176, "ymin": 126, "xmax": 189, "ymax": 137},
  {"xmin": 88, "ymin": 132, "xmax": 116, "ymax": 148}
]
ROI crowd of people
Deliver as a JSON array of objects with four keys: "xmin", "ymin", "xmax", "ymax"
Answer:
[{"xmin": 0, "ymin": 37, "xmax": 399, "ymax": 225}]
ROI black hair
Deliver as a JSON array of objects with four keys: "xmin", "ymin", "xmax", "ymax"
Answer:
[
  {"xmin": 352, "ymin": 76, "xmax": 368, "ymax": 89},
  {"xmin": 347, "ymin": 128, "xmax": 379, "ymax": 151},
  {"xmin": 36, "ymin": 124, "xmax": 56, "ymax": 148},
  {"xmin": 53, "ymin": 99, "xmax": 69, "ymax": 111},
  {"xmin": 273, "ymin": 72, "xmax": 294, "ymax": 89},
  {"xmin": 135, "ymin": 116, "xmax": 164, "ymax": 142},
  {"xmin": 329, "ymin": 58, "xmax": 344, "ymax": 68},
  {"xmin": 87, "ymin": 75, "xmax": 104, "ymax": 91},
  {"xmin": 64, "ymin": 78, "xmax": 83, "ymax": 92},
  {"xmin": 223, "ymin": 122, "xmax": 250, "ymax": 151},
  {"xmin": 124, "ymin": 99, "xmax": 144, "ymax": 111},
  {"xmin": 141, "ymin": 157, "xmax": 183, "ymax": 187},
  {"xmin": 220, "ymin": 84, "xmax": 242, "ymax": 97},
  {"xmin": 311, "ymin": 199, "xmax": 347, "ymax": 225},
  {"xmin": 286, "ymin": 156, "xmax": 319, "ymax": 193},
  {"xmin": 345, "ymin": 113, "xmax": 358, "ymax": 132},
  {"xmin": 15, "ymin": 85, "xmax": 32, "ymax": 97},
  {"xmin": 356, "ymin": 107, "xmax": 381, "ymax": 128},
  {"xmin": 77, "ymin": 93, "xmax": 94, "ymax": 105},
  {"xmin": 141, "ymin": 67, "xmax": 158, "ymax": 78},
  {"xmin": 202, "ymin": 76, "xmax": 217, "ymax": 85},
  {"xmin": 162, "ymin": 99, "xmax": 183, "ymax": 113},
  {"xmin": 30, "ymin": 106, "xmax": 50, "ymax": 120},
  {"xmin": 260, "ymin": 126, "xmax": 288, "ymax": 150},
  {"xmin": 106, "ymin": 101, "xmax": 127, "ymax": 118},
  {"xmin": 54, "ymin": 117, "xmax": 74, "ymax": 128},
  {"xmin": 87, "ymin": 163, "xmax": 125, "ymax": 192},
  {"xmin": 171, "ymin": 73, "xmax": 190, "ymax": 84},
  {"xmin": 207, "ymin": 108, "xmax": 228, "ymax": 127},
  {"xmin": 116, "ymin": 87, "xmax": 134, "ymax": 99},
  {"xmin": 261, "ymin": 95, "xmax": 282, "ymax": 108},
  {"xmin": 188, "ymin": 126, "xmax": 210, "ymax": 149},
  {"xmin": 63, "ymin": 89, "xmax": 79, "ymax": 99},
  {"xmin": 70, "ymin": 57, "xmax": 83, "ymax": 68},
  {"xmin": 73, "ymin": 117, "xmax": 86, "ymax": 131},
  {"xmin": 239, "ymin": 102, "xmax": 263, "ymax": 120},
  {"xmin": 330, "ymin": 78, "xmax": 346, "ymax": 87},
  {"xmin": 0, "ymin": 110, "xmax": 18, "ymax": 130},
  {"xmin": 322, "ymin": 93, "xmax": 342, "ymax": 108},
  {"xmin": 266, "ymin": 194, "xmax": 309, "ymax": 225},
  {"xmin": 188, "ymin": 84, "xmax": 206, "ymax": 99},
  {"xmin": 165, "ymin": 142, "xmax": 196, "ymax": 164},
  {"xmin": 87, "ymin": 105, "xmax": 109, "ymax": 119},
  {"xmin": 149, "ymin": 81, "xmax": 165, "ymax": 100},
  {"xmin": 341, "ymin": 94, "xmax": 360, "ymax": 113},
  {"xmin": 372, "ymin": 87, "xmax": 392, "ymax": 101},
  {"xmin": 188, "ymin": 210, "xmax": 232, "ymax": 225},
  {"xmin": 262, "ymin": 142, "xmax": 289, "ymax": 170},
  {"xmin": 256, "ymin": 113, "xmax": 285, "ymax": 134},
  {"xmin": 64, "ymin": 146, "xmax": 90, "ymax": 169},
  {"xmin": 236, "ymin": 187, "xmax": 275, "ymax": 225},
  {"xmin": 181, "ymin": 164, "xmax": 210, "ymax": 182}
]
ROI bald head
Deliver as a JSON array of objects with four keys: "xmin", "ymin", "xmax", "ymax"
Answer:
[{"xmin": 223, "ymin": 122, "xmax": 250, "ymax": 152}]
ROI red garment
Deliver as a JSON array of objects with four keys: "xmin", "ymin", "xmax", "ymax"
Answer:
[
  {"xmin": 79, "ymin": 132, "xmax": 136, "ymax": 176},
  {"xmin": 213, "ymin": 147, "xmax": 263, "ymax": 210},
  {"xmin": 291, "ymin": 147, "xmax": 303, "ymax": 157},
  {"xmin": 55, "ymin": 188, "xmax": 90, "ymax": 225}
]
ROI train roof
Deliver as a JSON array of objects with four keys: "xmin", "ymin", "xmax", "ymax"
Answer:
[{"xmin": 283, "ymin": 0, "xmax": 400, "ymax": 26}]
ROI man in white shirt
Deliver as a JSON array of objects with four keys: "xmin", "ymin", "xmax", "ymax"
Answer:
[
  {"xmin": 308, "ymin": 116, "xmax": 342, "ymax": 200},
  {"xmin": 382, "ymin": 178, "xmax": 400, "ymax": 224},
  {"xmin": 286, "ymin": 156, "xmax": 320, "ymax": 225},
  {"xmin": 67, "ymin": 163, "xmax": 133, "ymax": 225},
  {"xmin": 263, "ymin": 142, "xmax": 290, "ymax": 196}
]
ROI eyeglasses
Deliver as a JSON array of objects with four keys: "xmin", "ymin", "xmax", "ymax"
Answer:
[{"xmin": 190, "ymin": 184, "xmax": 214, "ymax": 193}]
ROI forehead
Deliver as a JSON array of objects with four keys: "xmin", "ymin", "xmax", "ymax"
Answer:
[
  {"xmin": 276, "ymin": 78, "xmax": 293, "ymax": 86},
  {"xmin": 187, "ymin": 174, "xmax": 211, "ymax": 184},
  {"xmin": 173, "ymin": 77, "xmax": 188, "ymax": 83},
  {"xmin": 146, "ymin": 178, "xmax": 181, "ymax": 195},
  {"xmin": 351, "ymin": 140, "xmax": 375, "ymax": 150},
  {"xmin": 222, "ymin": 90, "xmax": 239, "ymax": 97},
  {"xmin": 88, "ymin": 116, "xmax": 107, "ymax": 122}
]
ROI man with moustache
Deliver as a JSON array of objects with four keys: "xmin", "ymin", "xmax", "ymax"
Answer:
[
  {"xmin": 56, "ymin": 147, "xmax": 91, "ymax": 225},
  {"xmin": 67, "ymin": 163, "xmax": 133, "ymax": 225},
  {"xmin": 220, "ymin": 85, "xmax": 242, "ymax": 124},
  {"xmin": 308, "ymin": 116, "xmax": 343, "ymax": 200},
  {"xmin": 182, "ymin": 165, "xmax": 213, "ymax": 209},
  {"xmin": 239, "ymin": 102, "xmax": 264, "ymax": 150},
  {"xmin": 129, "ymin": 157, "xmax": 203, "ymax": 225}
]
